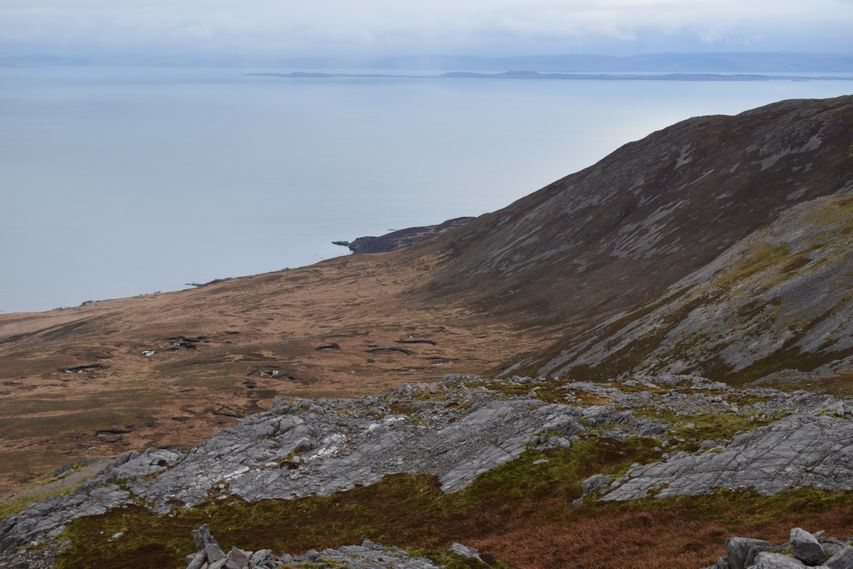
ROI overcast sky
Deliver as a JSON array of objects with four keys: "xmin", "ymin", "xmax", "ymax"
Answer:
[{"xmin": 2, "ymin": 0, "xmax": 853, "ymax": 58}]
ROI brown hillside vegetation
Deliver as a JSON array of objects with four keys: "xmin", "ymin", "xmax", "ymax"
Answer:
[{"xmin": 0, "ymin": 254, "xmax": 547, "ymax": 492}]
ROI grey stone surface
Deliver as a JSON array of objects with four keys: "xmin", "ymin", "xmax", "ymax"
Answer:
[
  {"xmin": 602, "ymin": 414, "xmax": 853, "ymax": 500},
  {"xmin": 790, "ymin": 528, "xmax": 827, "ymax": 566},
  {"xmin": 0, "ymin": 377, "xmax": 598, "ymax": 563},
  {"xmin": 539, "ymin": 191, "xmax": 853, "ymax": 381},
  {"xmin": 749, "ymin": 552, "xmax": 808, "ymax": 568},
  {"xmin": 826, "ymin": 547, "xmax": 853, "ymax": 569},
  {"xmin": 185, "ymin": 552, "xmax": 206, "ymax": 569},
  {"xmin": 224, "ymin": 547, "xmax": 250, "ymax": 569},
  {"xmin": 286, "ymin": 541, "xmax": 440, "ymax": 569},
  {"xmin": 581, "ymin": 474, "xmax": 613, "ymax": 496},
  {"xmin": 727, "ymin": 537, "xmax": 773, "ymax": 569},
  {"xmin": 449, "ymin": 543, "xmax": 482, "ymax": 562}
]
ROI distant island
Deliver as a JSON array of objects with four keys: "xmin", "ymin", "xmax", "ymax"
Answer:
[{"xmin": 247, "ymin": 70, "xmax": 853, "ymax": 82}]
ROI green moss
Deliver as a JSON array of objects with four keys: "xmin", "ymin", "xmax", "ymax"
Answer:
[
  {"xmin": 801, "ymin": 195, "xmax": 853, "ymax": 226},
  {"xmin": 460, "ymin": 378, "xmax": 569, "ymax": 404},
  {"xmin": 442, "ymin": 437, "xmax": 660, "ymax": 512},
  {"xmin": 0, "ymin": 486, "xmax": 74, "ymax": 523},
  {"xmin": 637, "ymin": 409, "xmax": 776, "ymax": 452},
  {"xmin": 716, "ymin": 243, "xmax": 792, "ymax": 287}
]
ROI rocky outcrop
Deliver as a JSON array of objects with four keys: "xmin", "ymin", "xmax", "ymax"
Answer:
[
  {"xmin": 602, "ymin": 413, "xmax": 853, "ymax": 501},
  {"xmin": 1, "ymin": 373, "xmax": 850, "ymax": 568},
  {"xmin": 0, "ymin": 378, "xmax": 595, "ymax": 558},
  {"xmin": 334, "ymin": 217, "xmax": 475, "ymax": 254},
  {"xmin": 704, "ymin": 527, "xmax": 853, "ymax": 569}
]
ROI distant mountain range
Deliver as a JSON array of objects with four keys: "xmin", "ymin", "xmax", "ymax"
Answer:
[
  {"xmin": 248, "ymin": 70, "xmax": 853, "ymax": 82},
  {"xmin": 3, "ymin": 52, "xmax": 853, "ymax": 73}
]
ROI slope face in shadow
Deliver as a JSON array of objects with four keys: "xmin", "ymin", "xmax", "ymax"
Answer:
[{"xmin": 423, "ymin": 95, "xmax": 852, "ymax": 334}]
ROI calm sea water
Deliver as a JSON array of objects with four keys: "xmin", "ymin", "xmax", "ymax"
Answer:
[{"xmin": 1, "ymin": 67, "xmax": 851, "ymax": 312}]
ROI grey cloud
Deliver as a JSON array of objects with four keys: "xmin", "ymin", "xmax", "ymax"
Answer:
[{"xmin": 0, "ymin": 0, "xmax": 852, "ymax": 57}]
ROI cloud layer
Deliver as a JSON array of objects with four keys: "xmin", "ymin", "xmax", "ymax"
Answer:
[{"xmin": 1, "ymin": 0, "xmax": 852, "ymax": 57}]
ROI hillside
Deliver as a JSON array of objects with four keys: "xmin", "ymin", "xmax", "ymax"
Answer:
[
  {"xmin": 423, "ymin": 96, "xmax": 850, "ymax": 322},
  {"xmin": 0, "ymin": 96, "xmax": 850, "ymax": 558},
  {"xmin": 536, "ymin": 194, "xmax": 852, "ymax": 382},
  {"xmin": 417, "ymin": 95, "xmax": 852, "ymax": 379}
]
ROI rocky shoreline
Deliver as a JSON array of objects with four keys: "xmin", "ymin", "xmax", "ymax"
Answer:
[{"xmin": 332, "ymin": 217, "xmax": 475, "ymax": 254}]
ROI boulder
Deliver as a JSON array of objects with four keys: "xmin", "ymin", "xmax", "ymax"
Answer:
[
  {"xmin": 790, "ymin": 528, "xmax": 828, "ymax": 566},
  {"xmin": 186, "ymin": 552, "xmax": 206, "ymax": 569},
  {"xmin": 225, "ymin": 547, "xmax": 250, "ymax": 569},
  {"xmin": 825, "ymin": 546, "xmax": 853, "ymax": 569},
  {"xmin": 247, "ymin": 549, "xmax": 279, "ymax": 568},
  {"xmin": 206, "ymin": 543, "xmax": 227, "ymax": 563},
  {"xmin": 449, "ymin": 543, "xmax": 482, "ymax": 562},
  {"xmin": 726, "ymin": 537, "xmax": 772, "ymax": 569},
  {"xmin": 581, "ymin": 474, "xmax": 613, "ymax": 496}
]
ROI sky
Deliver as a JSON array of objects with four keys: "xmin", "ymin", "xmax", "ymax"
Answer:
[{"xmin": 1, "ymin": 0, "xmax": 853, "ymax": 59}]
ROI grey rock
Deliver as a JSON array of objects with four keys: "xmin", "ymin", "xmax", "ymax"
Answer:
[
  {"xmin": 819, "ymin": 537, "xmax": 846, "ymax": 558},
  {"xmin": 247, "ymin": 549, "xmax": 279, "ymax": 569},
  {"xmin": 271, "ymin": 540, "xmax": 439, "ymax": 568},
  {"xmin": 186, "ymin": 552, "xmax": 206, "ymax": 569},
  {"xmin": 790, "ymin": 527, "xmax": 828, "ymax": 566},
  {"xmin": 224, "ymin": 547, "xmax": 250, "ymax": 569},
  {"xmin": 581, "ymin": 474, "xmax": 613, "ymax": 496},
  {"xmin": 746, "ymin": 544, "xmax": 783, "ymax": 568},
  {"xmin": 449, "ymin": 542, "xmax": 482, "ymax": 562},
  {"xmin": 727, "ymin": 537, "xmax": 772, "ymax": 569},
  {"xmin": 0, "ymin": 386, "xmax": 593, "ymax": 560},
  {"xmin": 192, "ymin": 524, "xmax": 218, "ymax": 553},
  {"xmin": 826, "ymin": 547, "xmax": 853, "ymax": 569},
  {"xmin": 749, "ymin": 552, "xmax": 808, "ymax": 568},
  {"xmin": 603, "ymin": 414, "xmax": 853, "ymax": 500}
]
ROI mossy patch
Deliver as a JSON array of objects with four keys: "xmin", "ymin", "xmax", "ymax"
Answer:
[
  {"xmin": 636, "ymin": 409, "xmax": 777, "ymax": 452},
  {"xmin": 0, "ymin": 486, "xmax": 74, "ymax": 523},
  {"xmin": 459, "ymin": 379, "xmax": 569, "ymax": 404}
]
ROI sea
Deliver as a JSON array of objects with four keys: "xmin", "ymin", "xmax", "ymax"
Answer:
[{"xmin": 1, "ymin": 66, "xmax": 851, "ymax": 312}]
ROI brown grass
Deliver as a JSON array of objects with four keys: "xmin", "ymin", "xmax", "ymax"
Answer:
[
  {"xmin": 0, "ymin": 253, "xmax": 553, "ymax": 492},
  {"xmin": 471, "ymin": 497, "xmax": 853, "ymax": 569}
]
